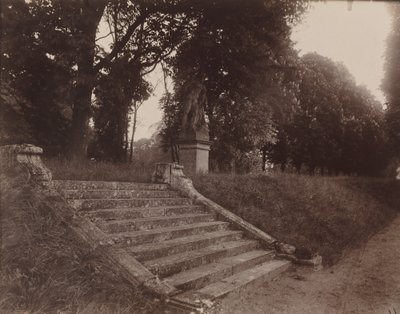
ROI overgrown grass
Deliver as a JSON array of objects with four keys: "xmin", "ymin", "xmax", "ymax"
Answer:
[
  {"xmin": 44, "ymin": 158, "xmax": 153, "ymax": 182},
  {"xmin": 193, "ymin": 172, "xmax": 400, "ymax": 265},
  {"xmin": 0, "ymin": 166, "xmax": 160, "ymax": 313}
]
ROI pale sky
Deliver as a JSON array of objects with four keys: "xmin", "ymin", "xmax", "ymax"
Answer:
[
  {"xmin": 99, "ymin": 1, "xmax": 393, "ymax": 140},
  {"xmin": 292, "ymin": 0, "xmax": 391, "ymax": 104}
]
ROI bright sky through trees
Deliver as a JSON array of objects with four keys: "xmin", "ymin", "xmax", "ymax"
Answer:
[
  {"xmin": 133, "ymin": 1, "xmax": 391, "ymax": 140},
  {"xmin": 292, "ymin": 0, "xmax": 391, "ymax": 104}
]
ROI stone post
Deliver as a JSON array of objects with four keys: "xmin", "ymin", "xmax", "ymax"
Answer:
[
  {"xmin": 178, "ymin": 128, "xmax": 211, "ymax": 177},
  {"xmin": 0, "ymin": 144, "xmax": 52, "ymax": 187}
]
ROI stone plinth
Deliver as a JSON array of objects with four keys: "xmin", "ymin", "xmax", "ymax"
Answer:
[
  {"xmin": 178, "ymin": 140, "xmax": 210, "ymax": 176},
  {"xmin": 0, "ymin": 144, "xmax": 52, "ymax": 187},
  {"xmin": 178, "ymin": 127, "xmax": 211, "ymax": 177}
]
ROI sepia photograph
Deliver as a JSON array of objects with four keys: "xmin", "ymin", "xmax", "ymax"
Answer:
[{"xmin": 1, "ymin": 0, "xmax": 399, "ymax": 313}]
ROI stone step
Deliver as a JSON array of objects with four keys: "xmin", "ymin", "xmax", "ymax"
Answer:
[
  {"xmin": 127, "ymin": 230, "xmax": 244, "ymax": 262},
  {"xmin": 84, "ymin": 205, "xmax": 207, "ymax": 221},
  {"xmin": 99, "ymin": 213, "xmax": 216, "ymax": 233},
  {"xmin": 61, "ymin": 189, "xmax": 178, "ymax": 199},
  {"xmin": 165, "ymin": 250, "xmax": 274, "ymax": 291},
  {"xmin": 144, "ymin": 240, "xmax": 259, "ymax": 277},
  {"xmin": 172, "ymin": 259, "xmax": 291, "ymax": 307},
  {"xmin": 71, "ymin": 197, "xmax": 192, "ymax": 210},
  {"xmin": 104, "ymin": 221, "xmax": 231, "ymax": 246},
  {"xmin": 53, "ymin": 180, "xmax": 168, "ymax": 190}
]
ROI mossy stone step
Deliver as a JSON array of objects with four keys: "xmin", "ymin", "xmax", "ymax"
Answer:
[
  {"xmin": 171, "ymin": 259, "xmax": 291, "ymax": 307},
  {"xmin": 71, "ymin": 197, "xmax": 192, "ymax": 210},
  {"xmin": 62, "ymin": 189, "xmax": 178, "ymax": 199},
  {"xmin": 144, "ymin": 240, "xmax": 259, "ymax": 277},
  {"xmin": 165, "ymin": 250, "xmax": 274, "ymax": 291},
  {"xmin": 104, "ymin": 221, "xmax": 230, "ymax": 246},
  {"xmin": 53, "ymin": 180, "xmax": 168, "ymax": 190},
  {"xmin": 196, "ymin": 259, "xmax": 291, "ymax": 299},
  {"xmin": 126, "ymin": 230, "xmax": 244, "ymax": 262},
  {"xmin": 99, "ymin": 213, "xmax": 216, "ymax": 233},
  {"xmin": 83, "ymin": 205, "xmax": 207, "ymax": 221}
]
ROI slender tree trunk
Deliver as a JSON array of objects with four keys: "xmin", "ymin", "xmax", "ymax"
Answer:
[
  {"xmin": 129, "ymin": 101, "xmax": 138, "ymax": 163},
  {"xmin": 261, "ymin": 147, "xmax": 267, "ymax": 171}
]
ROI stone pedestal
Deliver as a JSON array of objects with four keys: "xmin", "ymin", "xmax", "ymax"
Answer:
[
  {"xmin": 178, "ymin": 128, "xmax": 211, "ymax": 177},
  {"xmin": 0, "ymin": 144, "xmax": 52, "ymax": 187},
  {"xmin": 179, "ymin": 140, "xmax": 210, "ymax": 176}
]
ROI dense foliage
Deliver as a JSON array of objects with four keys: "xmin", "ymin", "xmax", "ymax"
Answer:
[
  {"xmin": 1, "ymin": 1, "xmax": 396, "ymax": 176},
  {"xmin": 269, "ymin": 53, "xmax": 387, "ymax": 176},
  {"xmin": 1, "ymin": 0, "xmax": 306, "ymax": 161},
  {"xmin": 160, "ymin": 1, "xmax": 304, "ymax": 172}
]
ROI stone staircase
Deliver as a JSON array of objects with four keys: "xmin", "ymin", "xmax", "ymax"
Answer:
[{"xmin": 54, "ymin": 180, "xmax": 291, "ymax": 311}]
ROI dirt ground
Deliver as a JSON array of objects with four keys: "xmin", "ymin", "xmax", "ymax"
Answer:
[{"xmin": 219, "ymin": 214, "xmax": 400, "ymax": 314}]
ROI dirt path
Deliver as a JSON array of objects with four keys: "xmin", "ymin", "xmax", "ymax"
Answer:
[{"xmin": 220, "ymin": 214, "xmax": 400, "ymax": 314}]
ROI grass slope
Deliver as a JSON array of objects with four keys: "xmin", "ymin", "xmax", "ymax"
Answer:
[
  {"xmin": 0, "ymin": 168, "xmax": 160, "ymax": 313},
  {"xmin": 193, "ymin": 173, "xmax": 400, "ymax": 265}
]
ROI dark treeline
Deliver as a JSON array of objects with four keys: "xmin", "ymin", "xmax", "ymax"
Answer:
[
  {"xmin": 266, "ymin": 53, "xmax": 387, "ymax": 176},
  {"xmin": 1, "ymin": 0, "xmax": 399, "ymax": 176}
]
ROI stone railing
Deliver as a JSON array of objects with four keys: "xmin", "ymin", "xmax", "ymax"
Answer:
[
  {"xmin": 153, "ymin": 162, "xmax": 322, "ymax": 268},
  {"xmin": 0, "ymin": 144, "xmax": 52, "ymax": 187}
]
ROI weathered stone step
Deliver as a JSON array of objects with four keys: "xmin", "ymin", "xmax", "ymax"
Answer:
[
  {"xmin": 53, "ymin": 180, "xmax": 168, "ymax": 190},
  {"xmin": 104, "ymin": 221, "xmax": 230, "ymax": 246},
  {"xmin": 144, "ymin": 240, "xmax": 259, "ymax": 277},
  {"xmin": 84, "ymin": 205, "xmax": 207, "ymax": 221},
  {"xmin": 71, "ymin": 197, "xmax": 192, "ymax": 210},
  {"xmin": 127, "ymin": 230, "xmax": 244, "ymax": 262},
  {"xmin": 172, "ymin": 259, "xmax": 291, "ymax": 306},
  {"xmin": 165, "ymin": 250, "xmax": 274, "ymax": 291},
  {"xmin": 61, "ymin": 189, "xmax": 178, "ymax": 199},
  {"xmin": 99, "ymin": 213, "xmax": 216, "ymax": 233}
]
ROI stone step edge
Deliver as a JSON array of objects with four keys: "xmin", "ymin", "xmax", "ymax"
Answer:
[
  {"xmin": 103, "ymin": 221, "xmax": 230, "ymax": 245},
  {"xmin": 169, "ymin": 259, "xmax": 291, "ymax": 310},
  {"xmin": 101, "ymin": 213, "xmax": 215, "ymax": 225},
  {"xmin": 73, "ymin": 197, "xmax": 190, "ymax": 202},
  {"xmin": 127, "ymin": 230, "xmax": 243, "ymax": 257},
  {"xmin": 61, "ymin": 188, "xmax": 176, "ymax": 192},
  {"xmin": 83, "ymin": 204, "xmax": 205, "ymax": 215},
  {"xmin": 164, "ymin": 250, "xmax": 274, "ymax": 290},
  {"xmin": 53, "ymin": 179, "xmax": 167, "ymax": 187},
  {"xmin": 144, "ymin": 240, "xmax": 259, "ymax": 277}
]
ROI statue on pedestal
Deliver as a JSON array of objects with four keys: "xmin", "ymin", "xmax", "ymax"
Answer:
[{"xmin": 180, "ymin": 77, "xmax": 209, "ymax": 142}]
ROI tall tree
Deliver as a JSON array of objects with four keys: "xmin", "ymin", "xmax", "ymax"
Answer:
[
  {"xmin": 1, "ymin": 0, "xmax": 73, "ymax": 154},
  {"xmin": 161, "ymin": 0, "xmax": 306, "ymax": 172},
  {"xmin": 270, "ymin": 53, "xmax": 387, "ymax": 176}
]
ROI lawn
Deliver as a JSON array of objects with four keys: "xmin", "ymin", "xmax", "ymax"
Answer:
[{"xmin": 193, "ymin": 172, "xmax": 400, "ymax": 265}]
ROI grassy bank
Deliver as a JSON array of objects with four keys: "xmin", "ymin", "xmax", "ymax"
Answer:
[
  {"xmin": 44, "ymin": 158, "xmax": 153, "ymax": 182},
  {"xmin": 0, "ymin": 168, "xmax": 159, "ymax": 313},
  {"xmin": 193, "ymin": 173, "xmax": 400, "ymax": 265}
]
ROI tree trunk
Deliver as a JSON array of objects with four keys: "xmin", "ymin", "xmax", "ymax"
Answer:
[
  {"xmin": 129, "ymin": 101, "xmax": 138, "ymax": 163},
  {"xmin": 66, "ymin": 1, "xmax": 107, "ymax": 160},
  {"xmin": 261, "ymin": 147, "xmax": 267, "ymax": 171},
  {"xmin": 67, "ymin": 79, "xmax": 94, "ymax": 160}
]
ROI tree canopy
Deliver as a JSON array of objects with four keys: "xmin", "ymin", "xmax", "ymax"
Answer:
[
  {"xmin": 1, "ymin": 0, "xmax": 307, "ymax": 160},
  {"xmin": 269, "ymin": 53, "xmax": 387, "ymax": 175}
]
